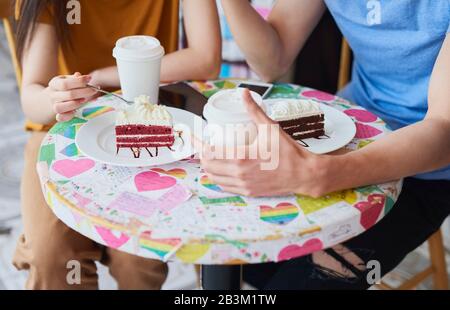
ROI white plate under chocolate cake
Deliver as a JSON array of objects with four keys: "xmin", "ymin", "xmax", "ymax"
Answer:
[
  {"xmin": 115, "ymin": 95, "xmax": 175, "ymax": 158},
  {"xmin": 268, "ymin": 99, "xmax": 325, "ymax": 140}
]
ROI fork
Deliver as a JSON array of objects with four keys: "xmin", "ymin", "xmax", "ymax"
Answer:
[{"xmin": 87, "ymin": 84, "xmax": 133, "ymax": 105}]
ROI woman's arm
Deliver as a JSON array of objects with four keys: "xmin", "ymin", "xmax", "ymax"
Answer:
[
  {"xmin": 221, "ymin": 0, "xmax": 325, "ymax": 82},
  {"xmin": 91, "ymin": 0, "xmax": 222, "ymax": 86},
  {"xmin": 20, "ymin": 23, "xmax": 58, "ymax": 124},
  {"xmin": 160, "ymin": 0, "xmax": 221, "ymax": 82},
  {"xmin": 21, "ymin": 23, "xmax": 97, "ymax": 124}
]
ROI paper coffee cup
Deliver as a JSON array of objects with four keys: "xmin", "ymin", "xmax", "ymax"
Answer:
[
  {"xmin": 113, "ymin": 36, "xmax": 165, "ymax": 103},
  {"xmin": 203, "ymin": 89, "xmax": 265, "ymax": 146}
]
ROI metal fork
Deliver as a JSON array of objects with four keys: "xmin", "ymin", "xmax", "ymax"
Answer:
[{"xmin": 87, "ymin": 84, "xmax": 133, "ymax": 105}]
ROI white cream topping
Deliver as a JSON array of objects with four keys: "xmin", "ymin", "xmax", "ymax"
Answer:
[
  {"xmin": 116, "ymin": 95, "xmax": 173, "ymax": 126},
  {"xmin": 269, "ymin": 99, "xmax": 323, "ymax": 121}
]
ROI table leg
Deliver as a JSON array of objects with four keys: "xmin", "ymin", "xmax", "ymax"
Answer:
[{"xmin": 200, "ymin": 265, "xmax": 242, "ymax": 290}]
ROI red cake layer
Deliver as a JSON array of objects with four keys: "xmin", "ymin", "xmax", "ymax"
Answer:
[
  {"xmin": 116, "ymin": 136, "xmax": 175, "ymax": 143},
  {"xmin": 115, "ymin": 125, "xmax": 173, "ymax": 136},
  {"xmin": 117, "ymin": 143, "xmax": 174, "ymax": 148}
]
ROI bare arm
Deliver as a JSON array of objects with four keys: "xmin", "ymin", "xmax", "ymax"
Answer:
[
  {"xmin": 161, "ymin": 0, "xmax": 222, "ymax": 82},
  {"xmin": 221, "ymin": 0, "xmax": 325, "ymax": 81},
  {"xmin": 326, "ymin": 35, "xmax": 450, "ymax": 192},
  {"xmin": 92, "ymin": 0, "xmax": 222, "ymax": 87},
  {"xmin": 21, "ymin": 23, "xmax": 97, "ymax": 124},
  {"xmin": 200, "ymin": 36, "xmax": 450, "ymax": 198},
  {"xmin": 20, "ymin": 23, "xmax": 59, "ymax": 124}
]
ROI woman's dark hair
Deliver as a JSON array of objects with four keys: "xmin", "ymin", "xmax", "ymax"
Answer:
[{"xmin": 14, "ymin": 0, "xmax": 69, "ymax": 62}]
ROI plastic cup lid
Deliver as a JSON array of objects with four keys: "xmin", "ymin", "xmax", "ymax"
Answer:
[
  {"xmin": 203, "ymin": 89, "xmax": 265, "ymax": 123},
  {"xmin": 113, "ymin": 36, "xmax": 165, "ymax": 62}
]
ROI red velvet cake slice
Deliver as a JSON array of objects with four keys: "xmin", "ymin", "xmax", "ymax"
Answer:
[
  {"xmin": 268, "ymin": 99, "xmax": 325, "ymax": 141},
  {"xmin": 115, "ymin": 95, "xmax": 175, "ymax": 158}
]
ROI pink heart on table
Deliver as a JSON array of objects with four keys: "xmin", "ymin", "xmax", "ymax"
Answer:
[
  {"xmin": 277, "ymin": 238, "xmax": 323, "ymax": 262},
  {"xmin": 95, "ymin": 226, "xmax": 130, "ymax": 249},
  {"xmin": 354, "ymin": 194, "xmax": 385, "ymax": 230},
  {"xmin": 302, "ymin": 90, "xmax": 335, "ymax": 102},
  {"xmin": 134, "ymin": 171, "xmax": 177, "ymax": 192},
  {"xmin": 355, "ymin": 123, "xmax": 382, "ymax": 139},
  {"xmin": 53, "ymin": 159, "xmax": 95, "ymax": 178},
  {"xmin": 344, "ymin": 109, "xmax": 378, "ymax": 123}
]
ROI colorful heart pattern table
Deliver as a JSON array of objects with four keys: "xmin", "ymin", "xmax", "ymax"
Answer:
[{"xmin": 37, "ymin": 80, "xmax": 402, "ymax": 265}]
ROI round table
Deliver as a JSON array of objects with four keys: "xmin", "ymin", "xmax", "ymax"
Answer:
[{"xmin": 37, "ymin": 80, "xmax": 402, "ymax": 289}]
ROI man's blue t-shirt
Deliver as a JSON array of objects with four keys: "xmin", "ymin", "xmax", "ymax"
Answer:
[{"xmin": 324, "ymin": 0, "xmax": 450, "ymax": 180}]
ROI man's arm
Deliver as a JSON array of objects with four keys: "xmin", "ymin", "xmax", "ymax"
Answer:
[
  {"xmin": 221, "ymin": 0, "xmax": 325, "ymax": 81},
  {"xmin": 326, "ymin": 35, "xmax": 450, "ymax": 193},
  {"xmin": 198, "ymin": 36, "xmax": 450, "ymax": 198}
]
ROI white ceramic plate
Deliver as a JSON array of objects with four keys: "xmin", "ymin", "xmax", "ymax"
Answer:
[
  {"xmin": 264, "ymin": 99, "xmax": 356, "ymax": 154},
  {"xmin": 76, "ymin": 107, "xmax": 206, "ymax": 167}
]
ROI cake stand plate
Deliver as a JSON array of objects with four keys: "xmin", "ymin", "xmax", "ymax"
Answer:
[
  {"xmin": 264, "ymin": 100, "xmax": 356, "ymax": 154},
  {"xmin": 76, "ymin": 107, "xmax": 205, "ymax": 167}
]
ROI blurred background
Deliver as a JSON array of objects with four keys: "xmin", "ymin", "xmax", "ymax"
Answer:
[{"xmin": 0, "ymin": 0, "xmax": 449, "ymax": 290}]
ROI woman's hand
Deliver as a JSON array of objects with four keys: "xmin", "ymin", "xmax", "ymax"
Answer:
[
  {"xmin": 88, "ymin": 66, "xmax": 120, "ymax": 89},
  {"xmin": 195, "ymin": 89, "xmax": 332, "ymax": 198},
  {"xmin": 48, "ymin": 72, "xmax": 98, "ymax": 122}
]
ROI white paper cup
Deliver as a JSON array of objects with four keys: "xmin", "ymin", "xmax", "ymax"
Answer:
[
  {"xmin": 203, "ymin": 89, "xmax": 265, "ymax": 147},
  {"xmin": 113, "ymin": 36, "xmax": 165, "ymax": 103}
]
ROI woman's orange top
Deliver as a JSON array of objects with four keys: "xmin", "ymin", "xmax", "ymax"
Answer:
[
  {"xmin": 0, "ymin": 0, "xmax": 11, "ymax": 18},
  {"xmin": 19, "ymin": 0, "xmax": 180, "ymax": 131}
]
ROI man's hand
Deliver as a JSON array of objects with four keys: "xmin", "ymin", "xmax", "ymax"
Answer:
[{"xmin": 195, "ymin": 89, "xmax": 331, "ymax": 198}]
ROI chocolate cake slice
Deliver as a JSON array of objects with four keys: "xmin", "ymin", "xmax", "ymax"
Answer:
[
  {"xmin": 115, "ymin": 95, "xmax": 175, "ymax": 158},
  {"xmin": 268, "ymin": 99, "xmax": 325, "ymax": 141}
]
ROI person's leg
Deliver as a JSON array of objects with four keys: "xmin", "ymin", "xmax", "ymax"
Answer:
[
  {"xmin": 244, "ymin": 178, "xmax": 450, "ymax": 289},
  {"xmin": 104, "ymin": 248, "xmax": 168, "ymax": 290},
  {"xmin": 12, "ymin": 132, "xmax": 103, "ymax": 289}
]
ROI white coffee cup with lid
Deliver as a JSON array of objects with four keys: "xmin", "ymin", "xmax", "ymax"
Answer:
[
  {"xmin": 203, "ymin": 89, "xmax": 265, "ymax": 147},
  {"xmin": 113, "ymin": 36, "xmax": 165, "ymax": 103}
]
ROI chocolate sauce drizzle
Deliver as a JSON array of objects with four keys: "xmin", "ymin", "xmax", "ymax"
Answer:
[
  {"xmin": 116, "ymin": 130, "xmax": 184, "ymax": 158},
  {"xmin": 298, "ymin": 135, "xmax": 330, "ymax": 148}
]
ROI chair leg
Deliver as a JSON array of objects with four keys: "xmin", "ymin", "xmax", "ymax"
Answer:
[{"xmin": 428, "ymin": 230, "xmax": 449, "ymax": 290}]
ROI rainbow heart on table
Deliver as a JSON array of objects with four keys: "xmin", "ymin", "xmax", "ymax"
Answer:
[
  {"xmin": 354, "ymin": 194, "xmax": 385, "ymax": 230},
  {"xmin": 139, "ymin": 231, "xmax": 182, "ymax": 259},
  {"xmin": 151, "ymin": 168, "xmax": 187, "ymax": 179},
  {"xmin": 82, "ymin": 106, "xmax": 114, "ymax": 119},
  {"xmin": 53, "ymin": 159, "xmax": 95, "ymax": 178},
  {"xmin": 277, "ymin": 238, "xmax": 323, "ymax": 262},
  {"xmin": 260, "ymin": 203, "xmax": 299, "ymax": 225},
  {"xmin": 134, "ymin": 171, "xmax": 177, "ymax": 192},
  {"xmin": 200, "ymin": 175, "xmax": 223, "ymax": 192}
]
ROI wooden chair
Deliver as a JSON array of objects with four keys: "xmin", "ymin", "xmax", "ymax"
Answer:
[{"xmin": 338, "ymin": 39, "xmax": 449, "ymax": 290}]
